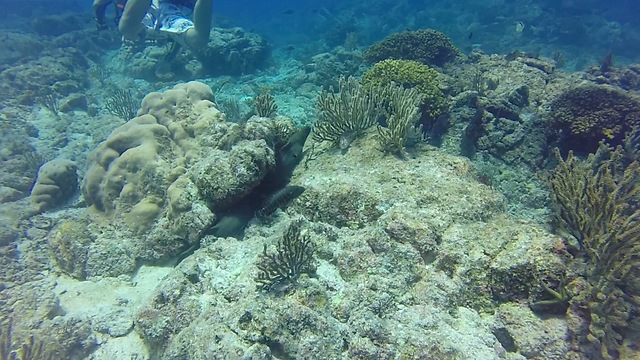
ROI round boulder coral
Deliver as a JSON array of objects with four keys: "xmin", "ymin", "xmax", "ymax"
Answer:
[
  {"xmin": 550, "ymin": 84, "xmax": 640, "ymax": 154},
  {"xmin": 364, "ymin": 29, "xmax": 460, "ymax": 67},
  {"xmin": 82, "ymin": 82, "xmax": 226, "ymax": 260},
  {"xmin": 30, "ymin": 159, "xmax": 78, "ymax": 212},
  {"xmin": 195, "ymin": 27, "xmax": 270, "ymax": 76},
  {"xmin": 81, "ymin": 81, "xmax": 286, "ymax": 264}
]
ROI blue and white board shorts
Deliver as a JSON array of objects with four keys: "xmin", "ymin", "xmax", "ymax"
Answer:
[{"xmin": 142, "ymin": 1, "xmax": 194, "ymax": 45}]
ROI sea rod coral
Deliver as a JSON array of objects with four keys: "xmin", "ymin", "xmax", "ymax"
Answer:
[{"xmin": 547, "ymin": 144, "xmax": 640, "ymax": 359}]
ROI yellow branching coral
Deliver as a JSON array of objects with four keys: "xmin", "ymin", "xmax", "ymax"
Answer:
[
  {"xmin": 547, "ymin": 144, "xmax": 640, "ymax": 359},
  {"xmin": 376, "ymin": 85, "xmax": 423, "ymax": 159},
  {"xmin": 313, "ymin": 76, "xmax": 385, "ymax": 149},
  {"xmin": 362, "ymin": 59, "xmax": 446, "ymax": 121}
]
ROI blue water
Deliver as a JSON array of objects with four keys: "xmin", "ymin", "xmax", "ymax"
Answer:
[{"xmin": 4, "ymin": 0, "xmax": 639, "ymax": 63}]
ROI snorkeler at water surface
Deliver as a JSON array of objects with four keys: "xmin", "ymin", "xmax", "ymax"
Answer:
[{"xmin": 95, "ymin": 0, "xmax": 212, "ymax": 49}]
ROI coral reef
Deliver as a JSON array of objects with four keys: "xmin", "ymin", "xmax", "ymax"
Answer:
[
  {"xmin": 1, "ymin": 318, "xmax": 53, "ymax": 360},
  {"xmin": 81, "ymin": 81, "xmax": 299, "ymax": 268},
  {"xmin": 361, "ymin": 59, "xmax": 447, "ymax": 123},
  {"xmin": 0, "ymin": 275, "xmax": 95, "ymax": 359},
  {"xmin": 191, "ymin": 140, "xmax": 275, "ymax": 211},
  {"xmin": 549, "ymin": 84, "xmax": 640, "ymax": 154},
  {"xmin": 29, "ymin": 159, "xmax": 78, "ymax": 213},
  {"xmin": 121, "ymin": 133, "xmax": 567, "ymax": 358},
  {"xmin": 47, "ymin": 219, "xmax": 93, "ymax": 279},
  {"xmin": 205, "ymin": 125, "xmax": 310, "ymax": 238},
  {"xmin": 0, "ymin": 31, "xmax": 43, "ymax": 71},
  {"xmin": 0, "ymin": 47, "xmax": 89, "ymax": 106},
  {"xmin": 81, "ymin": 82, "xmax": 221, "ymax": 260},
  {"xmin": 439, "ymin": 52, "xmax": 561, "ymax": 175},
  {"xmin": 3, "ymin": 4, "xmax": 640, "ymax": 358},
  {"xmin": 364, "ymin": 29, "xmax": 460, "ymax": 67},
  {"xmin": 255, "ymin": 219, "xmax": 315, "ymax": 292},
  {"xmin": 30, "ymin": 13, "xmax": 86, "ymax": 37},
  {"xmin": 313, "ymin": 76, "xmax": 385, "ymax": 149},
  {"xmin": 121, "ymin": 27, "xmax": 269, "ymax": 80},
  {"xmin": 304, "ymin": 49, "xmax": 364, "ymax": 90},
  {"xmin": 0, "ymin": 120, "xmax": 43, "ymax": 201},
  {"xmin": 587, "ymin": 63, "xmax": 640, "ymax": 91},
  {"xmin": 195, "ymin": 27, "xmax": 270, "ymax": 76},
  {"xmin": 547, "ymin": 145, "xmax": 640, "ymax": 359}
]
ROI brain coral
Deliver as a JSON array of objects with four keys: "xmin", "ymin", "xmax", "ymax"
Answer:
[
  {"xmin": 364, "ymin": 29, "xmax": 460, "ymax": 67},
  {"xmin": 30, "ymin": 159, "xmax": 78, "ymax": 212},
  {"xmin": 82, "ymin": 82, "xmax": 281, "ymax": 262},
  {"xmin": 550, "ymin": 84, "xmax": 640, "ymax": 154}
]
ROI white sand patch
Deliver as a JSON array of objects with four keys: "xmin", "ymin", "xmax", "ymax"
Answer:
[{"xmin": 53, "ymin": 265, "xmax": 173, "ymax": 359}]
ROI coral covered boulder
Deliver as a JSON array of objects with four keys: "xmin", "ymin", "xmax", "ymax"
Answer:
[
  {"xmin": 364, "ymin": 29, "xmax": 460, "ymax": 67},
  {"xmin": 549, "ymin": 84, "xmax": 640, "ymax": 154},
  {"xmin": 81, "ymin": 81, "xmax": 286, "ymax": 265},
  {"xmin": 0, "ymin": 31, "xmax": 44, "ymax": 70},
  {"xmin": 30, "ymin": 159, "xmax": 78, "ymax": 212},
  {"xmin": 0, "ymin": 47, "xmax": 89, "ymax": 106},
  {"xmin": 195, "ymin": 27, "xmax": 270, "ymax": 76}
]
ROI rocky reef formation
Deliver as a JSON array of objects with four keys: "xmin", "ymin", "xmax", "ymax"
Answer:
[
  {"xmin": 120, "ymin": 131, "xmax": 569, "ymax": 359},
  {"xmin": 0, "ymin": 47, "xmax": 89, "ymax": 106},
  {"xmin": 123, "ymin": 27, "xmax": 270, "ymax": 81},
  {"xmin": 77, "ymin": 81, "xmax": 296, "ymax": 275},
  {"xmin": 195, "ymin": 27, "xmax": 271, "ymax": 76}
]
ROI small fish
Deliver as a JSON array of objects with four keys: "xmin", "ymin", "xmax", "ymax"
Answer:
[
  {"xmin": 282, "ymin": 9, "xmax": 294, "ymax": 15},
  {"xmin": 515, "ymin": 21, "xmax": 525, "ymax": 33},
  {"xmin": 284, "ymin": 45, "xmax": 295, "ymax": 51},
  {"xmin": 467, "ymin": 32, "xmax": 473, "ymax": 40},
  {"xmin": 257, "ymin": 185, "xmax": 305, "ymax": 218}
]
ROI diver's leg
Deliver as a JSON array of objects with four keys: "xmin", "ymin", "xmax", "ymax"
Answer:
[
  {"xmin": 183, "ymin": 0, "xmax": 212, "ymax": 49},
  {"xmin": 119, "ymin": 0, "xmax": 152, "ymax": 41},
  {"xmin": 93, "ymin": 0, "xmax": 112, "ymax": 12},
  {"xmin": 93, "ymin": 0, "xmax": 113, "ymax": 26}
]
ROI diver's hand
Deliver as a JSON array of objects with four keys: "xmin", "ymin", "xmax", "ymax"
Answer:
[
  {"xmin": 121, "ymin": 28, "xmax": 147, "ymax": 48},
  {"xmin": 95, "ymin": 18, "xmax": 109, "ymax": 31}
]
